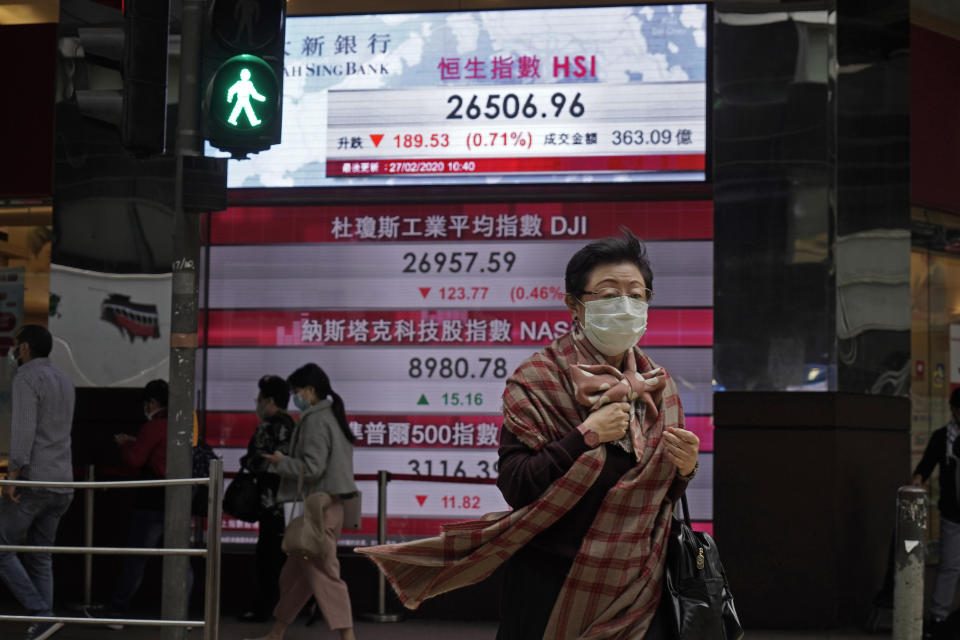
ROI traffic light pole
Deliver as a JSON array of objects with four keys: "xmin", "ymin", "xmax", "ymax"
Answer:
[{"xmin": 163, "ymin": 0, "xmax": 205, "ymax": 638}]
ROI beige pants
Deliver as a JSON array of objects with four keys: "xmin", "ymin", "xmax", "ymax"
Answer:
[{"xmin": 274, "ymin": 500, "xmax": 353, "ymax": 630}]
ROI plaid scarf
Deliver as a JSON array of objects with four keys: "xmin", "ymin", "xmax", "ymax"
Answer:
[
  {"xmin": 357, "ymin": 329, "xmax": 683, "ymax": 639},
  {"xmin": 568, "ymin": 346, "xmax": 666, "ymax": 457}
]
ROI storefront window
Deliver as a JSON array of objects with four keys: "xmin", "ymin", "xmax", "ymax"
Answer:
[{"xmin": 911, "ymin": 208, "xmax": 960, "ymax": 522}]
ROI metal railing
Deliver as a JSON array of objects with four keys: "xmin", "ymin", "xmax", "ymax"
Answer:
[{"xmin": 0, "ymin": 458, "xmax": 223, "ymax": 639}]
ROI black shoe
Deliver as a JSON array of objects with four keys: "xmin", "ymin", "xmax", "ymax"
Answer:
[
  {"xmin": 305, "ymin": 601, "xmax": 323, "ymax": 627},
  {"xmin": 80, "ymin": 604, "xmax": 124, "ymax": 631},
  {"xmin": 239, "ymin": 610, "xmax": 271, "ymax": 623},
  {"xmin": 24, "ymin": 620, "xmax": 64, "ymax": 640}
]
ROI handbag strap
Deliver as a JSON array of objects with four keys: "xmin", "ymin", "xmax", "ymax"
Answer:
[
  {"xmin": 295, "ymin": 460, "xmax": 305, "ymax": 504},
  {"xmin": 679, "ymin": 492, "xmax": 692, "ymax": 528}
]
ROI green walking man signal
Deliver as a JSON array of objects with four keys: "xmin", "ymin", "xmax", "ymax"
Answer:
[
  {"xmin": 226, "ymin": 67, "xmax": 266, "ymax": 127},
  {"xmin": 207, "ymin": 54, "xmax": 277, "ymax": 132},
  {"xmin": 201, "ymin": 0, "xmax": 286, "ymax": 157}
]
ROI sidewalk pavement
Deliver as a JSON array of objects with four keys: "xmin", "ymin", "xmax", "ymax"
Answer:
[{"xmin": 0, "ymin": 616, "xmax": 892, "ymax": 639}]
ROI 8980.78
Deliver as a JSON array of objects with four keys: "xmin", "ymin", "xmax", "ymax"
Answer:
[{"xmin": 409, "ymin": 357, "xmax": 508, "ymax": 379}]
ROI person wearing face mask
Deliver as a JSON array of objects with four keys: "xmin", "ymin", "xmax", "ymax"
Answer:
[
  {"xmin": 357, "ymin": 229, "xmax": 700, "ymax": 639},
  {"xmin": 82, "ymin": 379, "xmax": 192, "ymax": 628},
  {"xmin": 236, "ymin": 375, "xmax": 294, "ymax": 622},
  {"xmin": 0, "ymin": 325, "xmax": 74, "ymax": 640},
  {"xmin": 243, "ymin": 363, "xmax": 358, "ymax": 640}
]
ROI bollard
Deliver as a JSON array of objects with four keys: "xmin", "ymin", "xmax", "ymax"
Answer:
[
  {"xmin": 203, "ymin": 458, "xmax": 223, "ymax": 640},
  {"xmin": 893, "ymin": 485, "xmax": 927, "ymax": 640},
  {"xmin": 84, "ymin": 464, "xmax": 95, "ymax": 606},
  {"xmin": 363, "ymin": 470, "xmax": 402, "ymax": 622}
]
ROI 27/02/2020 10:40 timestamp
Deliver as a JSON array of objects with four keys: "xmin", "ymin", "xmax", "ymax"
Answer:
[{"xmin": 386, "ymin": 160, "xmax": 476, "ymax": 174}]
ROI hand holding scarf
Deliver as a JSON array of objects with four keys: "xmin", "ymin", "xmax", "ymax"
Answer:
[{"xmin": 570, "ymin": 352, "xmax": 666, "ymax": 459}]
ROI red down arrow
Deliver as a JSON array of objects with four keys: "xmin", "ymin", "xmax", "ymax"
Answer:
[{"xmin": 415, "ymin": 495, "xmax": 427, "ymax": 507}]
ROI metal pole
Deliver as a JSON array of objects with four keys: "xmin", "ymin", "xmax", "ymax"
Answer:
[
  {"xmin": 83, "ymin": 464, "xmax": 94, "ymax": 606},
  {"xmin": 203, "ymin": 458, "xmax": 223, "ymax": 640},
  {"xmin": 893, "ymin": 486, "xmax": 927, "ymax": 640},
  {"xmin": 163, "ymin": 0, "xmax": 204, "ymax": 637},
  {"xmin": 377, "ymin": 470, "xmax": 388, "ymax": 613},
  {"xmin": 363, "ymin": 470, "xmax": 402, "ymax": 623}
]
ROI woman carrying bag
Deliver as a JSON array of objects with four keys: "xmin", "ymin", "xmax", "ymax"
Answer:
[
  {"xmin": 236, "ymin": 375, "xmax": 295, "ymax": 622},
  {"xmin": 244, "ymin": 363, "xmax": 359, "ymax": 640}
]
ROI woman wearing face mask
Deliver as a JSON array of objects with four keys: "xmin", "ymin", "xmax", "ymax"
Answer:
[
  {"xmin": 236, "ymin": 375, "xmax": 295, "ymax": 622},
  {"xmin": 245, "ymin": 363, "xmax": 358, "ymax": 640},
  {"xmin": 493, "ymin": 228, "xmax": 700, "ymax": 639},
  {"xmin": 358, "ymin": 229, "xmax": 699, "ymax": 639}
]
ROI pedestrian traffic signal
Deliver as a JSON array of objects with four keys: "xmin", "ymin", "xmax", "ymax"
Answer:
[
  {"xmin": 74, "ymin": 0, "xmax": 170, "ymax": 157},
  {"xmin": 207, "ymin": 55, "xmax": 278, "ymax": 131},
  {"xmin": 202, "ymin": 0, "xmax": 285, "ymax": 158}
]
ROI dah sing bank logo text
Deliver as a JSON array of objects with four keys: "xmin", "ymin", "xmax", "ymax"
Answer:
[
  {"xmin": 285, "ymin": 62, "xmax": 389, "ymax": 78},
  {"xmin": 553, "ymin": 56, "xmax": 597, "ymax": 79}
]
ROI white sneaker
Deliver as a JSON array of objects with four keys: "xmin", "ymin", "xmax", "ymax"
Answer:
[{"xmin": 80, "ymin": 604, "xmax": 124, "ymax": 631}]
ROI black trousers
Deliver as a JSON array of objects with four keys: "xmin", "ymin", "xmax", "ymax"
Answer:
[
  {"xmin": 251, "ymin": 508, "xmax": 286, "ymax": 614},
  {"xmin": 496, "ymin": 545, "xmax": 670, "ymax": 640}
]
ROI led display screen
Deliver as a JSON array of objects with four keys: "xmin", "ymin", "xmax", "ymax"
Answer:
[
  {"xmin": 204, "ymin": 202, "xmax": 715, "ymax": 544},
  {"xmin": 225, "ymin": 4, "xmax": 708, "ymax": 188}
]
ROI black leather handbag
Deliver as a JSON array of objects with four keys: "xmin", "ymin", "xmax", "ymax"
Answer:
[
  {"xmin": 664, "ymin": 494, "xmax": 743, "ymax": 640},
  {"xmin": 223, "ymin": 469, "xmax": 262, "ymax": 523}
]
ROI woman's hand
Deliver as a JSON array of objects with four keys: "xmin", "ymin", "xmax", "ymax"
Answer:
[
  {"xmin": 581, "ymin": 402, "xmax": 632, "ymax": 444},
  {"xmin": 114, "ymin": 433, "xmax": 136, "ymax": 446},
  {"xmin": 261, "ymin": 450, "xmax": 285, "ymax": 465},
  {"xmin": 663, "ymin": 426, "xmax": 699, "ymax": 477}
]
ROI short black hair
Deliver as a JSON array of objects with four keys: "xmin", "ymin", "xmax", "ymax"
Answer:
[
  {"xmin": 16, "ymin": 325, "xmax": 53, "ymax": 358},
  {"xmin": 951, "ymin": 387, "xmax": 960, "ymax": 409},
  {"xmin": 142, "ymin": 379, "xmax": 169, "ymax": 407},
  {"xmin": 258, "ymin": 374, "xmax": 290, "ymax": 410},
  {"xmin": 564, "ymin": 228, "xmax": 653, "ymax": 298}
]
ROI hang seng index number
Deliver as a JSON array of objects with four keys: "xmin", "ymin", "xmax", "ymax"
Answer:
[{"xmin": 447, "ymin": 92, "xmax": 584, "ymax": 120}]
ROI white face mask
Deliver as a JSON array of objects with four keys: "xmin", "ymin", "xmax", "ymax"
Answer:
[{"xmin": 580, "ymin": 296, "xmax": 648, "ymax": 356}]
